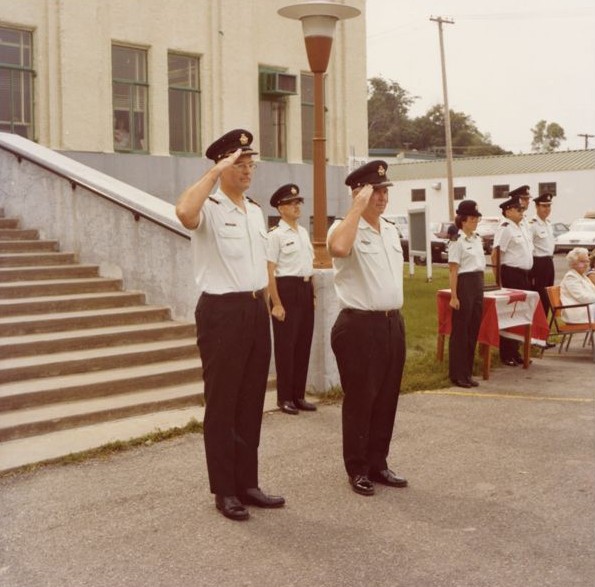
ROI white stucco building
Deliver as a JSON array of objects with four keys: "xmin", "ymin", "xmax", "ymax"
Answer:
[
  {"xmin": 0, "ymin": 0, "xmax": 367, "ymax": 219},
  {"xmin": 385, "ymin": 150, "xmax": 595, "ymax": 225}
]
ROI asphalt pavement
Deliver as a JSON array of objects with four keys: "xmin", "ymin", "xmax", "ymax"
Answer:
[{"xmin": 1, "ymin": 344, "xmax": 593, "ymax": 587}]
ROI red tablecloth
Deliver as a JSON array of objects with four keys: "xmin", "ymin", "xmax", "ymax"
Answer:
[{"xmin": 437, "ymin": 288, "xmax": 550, "ymax": 348}]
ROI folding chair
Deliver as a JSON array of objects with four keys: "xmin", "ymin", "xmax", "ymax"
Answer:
[{"xmin": 545, "ymin": 285, "xmax": 595, "ymax": 353}]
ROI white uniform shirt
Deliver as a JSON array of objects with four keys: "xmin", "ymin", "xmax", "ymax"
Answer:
[
  {"xmin": 327, "ymin": 217, "xmax": 404, "ymax": 311},
  {"xmin": 498, "ymin": 221, "xmax": 534, "ymax": 270},
  {"xmin": 191, "ymin": 189, "xmax": 268, "ymax": 294},
  {"xmin": 266, "ymin": 220, "xmax": 314, "ymax": 277},
  {"xmin": 529, "ymin": 217, "xmax": 555, "ymax": 257},
  {"xmin": 448, "ymin": 231, "xmax": 486, "ymax": 273}
]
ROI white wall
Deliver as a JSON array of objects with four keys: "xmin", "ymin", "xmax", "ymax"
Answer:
[{"xmin": 385, "ymin": 169, "xmax": 595, "ymax": 225}]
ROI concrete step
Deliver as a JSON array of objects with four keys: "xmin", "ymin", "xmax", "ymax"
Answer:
[
  {"xmin": 0, "ymin": 358, "xmax": 202, "ymax": 411},
  {"xmin": 0, "ymin": 338, "xmax": 199, "ymax": 383},
  {"xmin": 0, "ymin": 305, "xmax": 172, "ymax": 336},
  {"xmin": 0, "ymin": 321, "xmax": 196, "ymax": 359},
  {"xmin": 0, "ymin": 218, "xmax": 18, "ymax": 229},
  {"xmin": 0, "ymin": 228, "xmax": 38, "ymax": 240},
  {"xmin": 0, "ymin": 239, "xmax": 59, "ymax": 253},
  {"xmin": 0, "ymin": 387, "xmax": 282, "ymax": 472},
  {"xmin": 0, "ymin": 277, "xmax": 123, "ymax": 299},
  {"xmin": 0, "ymin": 382, "xmax": 205, "ymax": 442},
  {"xmin": 0, "ymin": 264, "xmax": 99, "ymax": 282},
  {"xmin": 0, "ymin": 252, "xmax": 76, "ymax": 267},
  {"xmin": 0, "ymin": 291, "xmax": 146, "ymax": 317}
]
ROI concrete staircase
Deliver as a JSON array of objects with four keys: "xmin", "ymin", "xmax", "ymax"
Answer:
[{"xmin": 0, "ymin": 208, "xmax": 208, "ymax": 472}]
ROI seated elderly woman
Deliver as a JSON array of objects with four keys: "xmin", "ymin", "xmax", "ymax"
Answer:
[
  {"xmin": 560, "ymin": 247, "xmax": 595, "ymax": 324},
  {"xmin": 587, "ymin": 249, "xmax": 595, "ymax": 286}
]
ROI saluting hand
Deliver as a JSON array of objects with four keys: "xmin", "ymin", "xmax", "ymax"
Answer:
[
  {"xmin": 351, "ymin": 184, "xmax": 374, "ymax": 214},
  {"xmin": 215, "ymin": 148, "xmax": 243, "ymax": 174}
]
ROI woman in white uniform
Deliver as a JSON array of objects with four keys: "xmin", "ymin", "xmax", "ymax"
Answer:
[{"xmin": 448, "ymin": 200, "xmax": 486, "ymax": 388}]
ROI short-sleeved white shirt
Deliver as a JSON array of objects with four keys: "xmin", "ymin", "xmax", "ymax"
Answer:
[
  {"xmin": 190, "ymin": 189, "xmax": 268, "ymax": 294},
  {"xmin": 498, "ymin": 220, "xmax": 534, "ymax": 270},
  {"xmin": 448, "ymin": 231, "xmax": 486, "ymax": 273},
  {"xmin": 529, "ymin": 216, "xmax": 555, "ymax": 257},
  {"xmin": 266, "ymin": 220, "xmax": 314, "ymax": 277},
  {"xmin": 327, "ymin": 217, "xmax": 404, "ymax": 311}
]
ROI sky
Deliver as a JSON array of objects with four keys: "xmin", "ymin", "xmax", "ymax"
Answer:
[{"xmin": 365, "ymin": 0, "xmax": 595, "ymax": 154}]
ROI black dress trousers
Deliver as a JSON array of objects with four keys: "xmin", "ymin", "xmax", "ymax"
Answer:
[
  {"xmin": 195, "ymin": 291, "xmax": 271, "ymax": 496},
  {"xmin": 331, "ymin": 309, "xmax": 406, "ymax": 477},
  {"xmin": 449, "ymin": 271, "xmax": 484, "ymax": 382},
  {"xmin": 530, "ymin": 256, "xmax": 555, "ymax": 317},
  {"xmin": 272, "ymin": 276, "xmax": 315, "ymax": 404},
  {"xmin": 499, "ymin": 264, "xmax": 531, "ymax": 362}
]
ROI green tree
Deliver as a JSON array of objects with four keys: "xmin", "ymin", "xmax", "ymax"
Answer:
[
  {"xmin": 411, "ymin": 105, "xmax": 509, "ymax": 156},
  {"xmin": 367, "ymin": 76, "xmax": 417, "ymax": 148},
  {"xmin": 531, "ymin": 120, "xmax": 566, "ymax": 152}
]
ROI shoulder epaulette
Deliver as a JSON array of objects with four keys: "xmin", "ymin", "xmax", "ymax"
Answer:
[
  {"xmin": 381, "ymin": 217, "xmax": 395, "ymax": 225},
  {"xmin": 529, "ymin": 218, "xmax": 536, "ymax": 224},
  {"xmin": 208, "ymin": 196, "xmax": 220, "ymax": 204},
  {"xmin": 268, "ymin": 225, "xmax": 278, "ymax": 232},
  {"xmin": 246, "ymin": 196, "xmax": 261, "ymax": 208},
  {"xmin": 502, "ymin": 222, "xmax": 509, "ymax": 227}
]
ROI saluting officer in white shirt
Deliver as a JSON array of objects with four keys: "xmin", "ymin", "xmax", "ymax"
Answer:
[
  {"xmin": 266, "ymin": 184, "xmax": 317, "ymax": 416},
  {"xmin": 447, "ymin": 200, "xmax": 486, "ymax": 389},
  {"xmin": 327, "ymin": 160, "xmax": 408, "ymax": 498},
  {"xmin": 176, "ymin": 129, "xmax": 284, "ymax": 522},
  {"xmin": 529, "ymin": 193, "xmax": 556, "ymax": 317}
]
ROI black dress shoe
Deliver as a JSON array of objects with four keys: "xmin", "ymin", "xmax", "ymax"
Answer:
[
  {"xmin": 513, "ymin": 356, "xmax": 532, "ymax": 365},
  {"xmin": 278, "ymin": 400, "xmax": 299, "ymax": 415},
  {"xmin": 294, "ymin": 398, "xmax": 317, "ymax": 411},
  {"xmin": 369, "ymin": 469, "xmax": 408, "ymax": 488},
  {"xmin": 467, "ymin": 377, "xmax": 479, "ymax": 387},
  {"xmin": 544, "ymin": 341, "xmax": 556, "ymax": 349},
  {"xmin": 502, "ymin": 359, "xmax": 518, "ymax": 367},
  {"xmin": 238, "ymin": 488, "xmax": 285, "ymax": 508},
  {"xmin": 349, "ymin": 475, "xmax": 375, "ymax": 496},
  {"xmin": 451, "ymin": 378, "xmax": 472, "ymax": 389},
  {"xmin": 215, "ymin": 495, "xmax": 250, "ymax": 521}
]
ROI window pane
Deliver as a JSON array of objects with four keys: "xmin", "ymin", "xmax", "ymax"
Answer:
[
  {"xmin": 0, "ymin": 27, "xmax": 32, "ymax": 67},
  {"xmin": 411, "ymin": 189, "xmax": 426, "ymax": 202},
  {"xmin": 493, "ymin": 185, "xmax": 509, "ymax": 199},
  {"xmin": 112, "ymin": 46, "xmax": 146, "ymax": 82},
  {"xmin": 259, "ymin": 97, "xmax": 286, "ymax": 160},
  {"xmin": 168, "ymin": 54, "xmax": 200, "ymax": 154}
]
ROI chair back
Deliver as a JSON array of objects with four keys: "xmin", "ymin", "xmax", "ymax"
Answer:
[{"xmin": 546, "ymin": 286, "xmax": 561, "ymax": 319}]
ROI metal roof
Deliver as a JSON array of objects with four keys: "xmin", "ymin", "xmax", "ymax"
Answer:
[{"xmin": 387, "ymin": 149, "xmax": 595, "ymax": 181}]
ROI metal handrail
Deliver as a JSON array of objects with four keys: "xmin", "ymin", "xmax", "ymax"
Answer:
[{"xmin": 0, "ymin": 142, "xmax": 191, "ymax": 240}]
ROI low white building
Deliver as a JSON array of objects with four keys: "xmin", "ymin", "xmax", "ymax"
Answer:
[{"xmin": 385, "ymin": 150, "xmax": 595, "ymax": 225}]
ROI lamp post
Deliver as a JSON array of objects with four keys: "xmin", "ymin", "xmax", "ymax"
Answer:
[{"xmin": 279, "ymin": 1, "xmax": 360, "ymax": 268}]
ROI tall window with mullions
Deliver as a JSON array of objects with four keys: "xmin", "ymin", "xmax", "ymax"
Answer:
[
  {"xmin": 112, "ymin": 45, "xmax": 149, "ymax": 153},
  {"xmin": 168, "ymin": 53, "xmax": 200, "ymax": 155},
  {"xmin": 0, "ymin": 27, "xmax": 34, "ymax": 139}
]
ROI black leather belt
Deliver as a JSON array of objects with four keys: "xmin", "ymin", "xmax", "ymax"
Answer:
[
  {"xmin": 203, "ymin": 288, "xmax": 266, "ymax": 300},
  {"xmin": 277, "ymin": 275, "xmax": 312, "ymax": 282},
  {"xmin": 343, "ymin": 308, "xmax": 400, "ymax": 318}
]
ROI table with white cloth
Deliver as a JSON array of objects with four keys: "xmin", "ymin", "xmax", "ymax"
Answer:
[{"xmin": 437, "ymin": 288, "xmax": 550, "ymax": 379}]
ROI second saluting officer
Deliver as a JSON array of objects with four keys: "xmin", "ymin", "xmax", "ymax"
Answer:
[
  {"xmin": 267, "ymin": 184, "xmax": 317, "ymax": 415},
  {"xmin": 327, "ymin": 160, "xmax": 408, "ymax": 497}
]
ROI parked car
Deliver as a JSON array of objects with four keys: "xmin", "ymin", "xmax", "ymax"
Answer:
[
  {"xmin": 552, "ymin": 222, "xmax": 569, "ymax": 238},
  {"xmin": 430, "ymin": 222, "xmax": 455, "ymax": 263},
  {"xmin": 554, "ymin": 219, "xmax": 595, "ymax": 253},
  {"xmin": 476, "ymin": 216, "xmax": 500, "ymax": 254}
]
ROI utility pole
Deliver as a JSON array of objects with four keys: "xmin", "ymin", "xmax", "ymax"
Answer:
[
  {"xmin": 430, "ymin": 16, "xmax": 455, "ymax": 221},
  {"xmin": 577, "ymin": 133, "xmax": 594, "ymax": 149}
]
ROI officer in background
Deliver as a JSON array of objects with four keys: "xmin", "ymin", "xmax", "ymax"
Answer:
[
  {"xmin": 267, "ymin": 184, "xmax": 317, "ymax": 416},
  {"xmin": 176, "ymin": 129, "xmax": 284, "ymax": 522},
  {"xmin": 529, "ymin": 193, "xmax": 556, "ymax": 318},
  {"xmin": 491, "ymin": 195, "xmax": 534, "ymax": 366},
  {"xmin": 513, "ymin": 185, "xmax": 532, "ymax": 213},
  {"xmin": 328, "ymin": 160, "xmax": 408, "ymax": 497}
]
